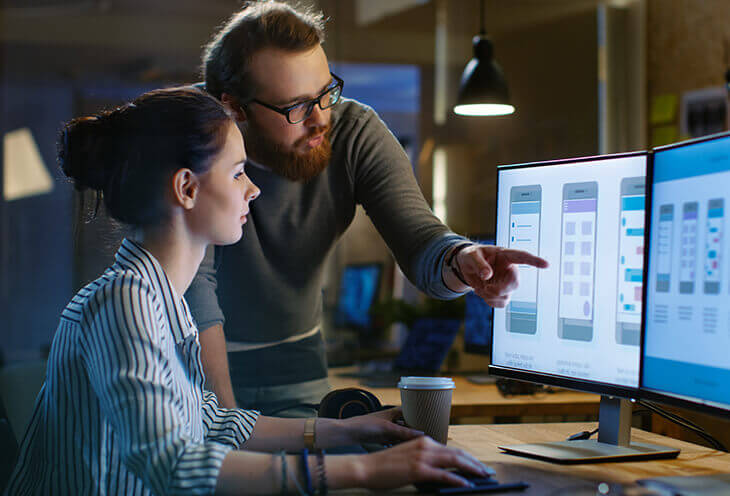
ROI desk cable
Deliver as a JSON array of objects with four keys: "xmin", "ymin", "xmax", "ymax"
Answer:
[{"xmin": 636, "ymin": 400, "xmax": 727, "ymax": 452}]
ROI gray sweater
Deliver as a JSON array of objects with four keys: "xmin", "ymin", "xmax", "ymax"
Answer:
[{"xmin": 185, "ymin": 98, "xmax": 466, "ymax": 387}]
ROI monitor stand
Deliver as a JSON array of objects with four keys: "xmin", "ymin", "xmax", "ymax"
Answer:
[{"xmin": 498, "ymin": 396, "xmax": 681, "ymax": 464}]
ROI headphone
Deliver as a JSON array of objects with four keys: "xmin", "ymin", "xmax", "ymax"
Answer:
[{"xmin": 317, "ymin": 388, "xmax": 384, "ymax": 419}]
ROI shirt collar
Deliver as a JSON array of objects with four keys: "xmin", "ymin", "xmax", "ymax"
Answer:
[{"xmin": 114, "ymin": 238, "xmax": 196, "ymax": 343}]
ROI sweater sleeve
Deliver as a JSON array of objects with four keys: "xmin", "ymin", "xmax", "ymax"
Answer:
[
  {"xmin": 185, "ymin": 244, "xmax": 226, "ymax": 332},
  {"xmin": 345, "ymin": 104, "xmax": 469, "ymax": 299},
  {"xmin": 81, "ymin": 273, "xmax": 232, "ymax": 496}
]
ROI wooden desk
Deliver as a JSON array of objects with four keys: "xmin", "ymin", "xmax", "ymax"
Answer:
[
  {"xmin": 445, "ymin": 423, "xmax": 730, "ymax": 494},
  {"xmin": 338, "ymin": 423, "xmax": 730, "ymax": 494},
  {"xmin": 329, "ymin": 368, "xmax": 600, "ymax": 420}
]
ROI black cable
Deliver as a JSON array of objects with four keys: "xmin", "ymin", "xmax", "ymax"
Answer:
[
  {"xmin": 638, "ymin": 400, "xmax": 705, "ymax": 433},
  {"xmin": 637, "ymin": 401, "xmax": 709, "ymax": 439},
  {"xmin": 479, "ymin": 0, "xmax": 485, "ymax": 36},
  {"xmin": 638, "ymin": 400, "xmax": 728, "ymax": 452},
  {"xmin": 567, "ymin": 428, "xmax": 598, "ymax": 441}
]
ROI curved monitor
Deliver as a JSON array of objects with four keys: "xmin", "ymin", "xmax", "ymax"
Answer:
[
  {"xmin": 642, "ymin": 132, "xmax": 730, "ymax": 418},
  {"xmin": 489, "ymin": 152, "xmax": 648, "ymax": 399}
]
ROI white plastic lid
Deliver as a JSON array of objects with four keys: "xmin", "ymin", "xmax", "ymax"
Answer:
[{"xmin": 397, "ymin": 376, "xmax": 455, "ymax": 390}]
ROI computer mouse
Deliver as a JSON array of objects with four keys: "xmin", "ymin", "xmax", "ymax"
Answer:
[{"xmin": 414, "ymin": 469, "xmax": 497, "ymax": 493}]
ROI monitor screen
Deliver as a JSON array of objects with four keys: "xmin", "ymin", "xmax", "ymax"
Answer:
[
  {"xmin": 492, "ymin": 153, "xmax": 647, "ymax": 389},
  {"xmin": 643, "ymin": 133, "xmax": 730, "ymax": 413},
  {"xmin": 334, "ymin": 263, "xmax": 382, "ymax": 331}
]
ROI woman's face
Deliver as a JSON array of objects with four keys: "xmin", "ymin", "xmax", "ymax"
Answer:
[{"xmin": 190, "ymin": 122, "xmax": 260, "ymax": 245}]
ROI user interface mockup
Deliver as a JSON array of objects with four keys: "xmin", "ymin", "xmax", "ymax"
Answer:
[
  {"xmin": 493, "ymin": 154, "xmax": 647, "ymax": 387},
  {"xmin": 643, "ymin": 135, "xmax": 730, "ymax": 410}
]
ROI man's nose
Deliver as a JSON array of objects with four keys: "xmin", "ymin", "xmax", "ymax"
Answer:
[{"xmin": 304, "ymin": 102, "xmax": 329, "ymax": 128}]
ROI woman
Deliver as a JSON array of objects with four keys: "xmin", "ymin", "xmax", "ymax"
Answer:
[{"xmin": 5, "ymin": 87, "xmax": 489, "ymax": 495}]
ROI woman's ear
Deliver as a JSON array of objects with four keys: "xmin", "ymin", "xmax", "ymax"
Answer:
[
  {"xmin": 172, "ymin": 168, "xmax": 199, "ymax": 210},
  {"xmin": 221, "ymin": 93, "xmax": 247, "ymax": 123}
]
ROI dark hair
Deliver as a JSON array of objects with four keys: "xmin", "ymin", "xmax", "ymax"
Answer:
[
  {"xmin": 203, "ymin": 0, "xmax": 326, "ymax": 102},
  {"xmin": 59, "ymin": 86, "xmax": 233, "ymax": 227}
]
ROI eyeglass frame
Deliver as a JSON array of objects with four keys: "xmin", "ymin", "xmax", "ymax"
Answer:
[{"xmin": 244, "ymin": 72, "xmax": 344, "ymax": 124}]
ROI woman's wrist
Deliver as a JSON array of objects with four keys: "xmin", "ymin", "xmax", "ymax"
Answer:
[
  {"xmin": 325, "ymin": 454, "xmax": 368, "ymax": 490},
  {"xmin": 311, "ymin": 418, "xmax": 352, "ymax": 449}
]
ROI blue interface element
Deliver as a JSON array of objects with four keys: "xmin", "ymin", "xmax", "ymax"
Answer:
[{"xmin": 644, "ymin": 134, "xmax": 730, "ymax": 410}]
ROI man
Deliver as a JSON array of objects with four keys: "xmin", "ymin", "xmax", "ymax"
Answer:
[{"xmin": 186, "ymin": 1, "xmax": 547, "ymax": 416}]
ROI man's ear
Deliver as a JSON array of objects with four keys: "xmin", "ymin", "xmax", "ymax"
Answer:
[
  {"xmin": 221, "ymin": 93, "xmax": 247, "ymax": 123},
  {"xmin": 172, "ymin": 168, "xmax": 199, "ymax": 210}
]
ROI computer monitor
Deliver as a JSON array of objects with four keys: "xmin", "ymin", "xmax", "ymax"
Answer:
[
  {"xmin": 642, "ymin": 132, "xmax": 730, "ymax": 416},
  {"xmin": 637, "ymin": 132, "xmax": 730, "ymax": 493},
  {"xmin": 334, "ymin": 263, "xmax": 383, "ymax": 332},
  {"xmin": 463, "ymin": 237, "xmax": 496, "ymax": 355},
  {"xmin": 489, "ymin": 152, "xmax": 679, "ymax": 463}
]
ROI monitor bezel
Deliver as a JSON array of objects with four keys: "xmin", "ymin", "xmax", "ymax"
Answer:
[
  {"xmin": 640, "ymin": 131, "xmax": 730, "ymax": 419},
  {"xmin": 488, "ymin": 150, "xmax": 649, "ymax": 401}
]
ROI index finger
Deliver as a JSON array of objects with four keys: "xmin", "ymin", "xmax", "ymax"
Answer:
[{"xmin": 499, "ymin": 249, "xmax": 549, "ymax": 268}]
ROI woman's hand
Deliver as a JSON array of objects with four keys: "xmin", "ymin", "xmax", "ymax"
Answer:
[
  {"xmin": 340, "ymin": 407, "xmax": 423, "ymax": 445},
  {"xmin": 351, "ymin": 436, "xmax": 492, "ymax": 490}
]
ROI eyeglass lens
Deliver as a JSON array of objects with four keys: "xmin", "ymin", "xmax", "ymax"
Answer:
[{"xmin": 288, "ymin": 84, "xmax": 342, "ymax": 123}]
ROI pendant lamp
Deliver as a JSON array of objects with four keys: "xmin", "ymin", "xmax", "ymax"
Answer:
[{"xmin": 453, "ymin": 0, "xmax": 514, "ymax": 116}]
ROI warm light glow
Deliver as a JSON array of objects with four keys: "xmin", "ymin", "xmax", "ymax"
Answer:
[
  {"xmin": 4, "ymin": 127, "xmax": 54, "ymax": 201},
  {"xmin": 453, "ymin": 103, "xmax": 515, "ymax": 116}
]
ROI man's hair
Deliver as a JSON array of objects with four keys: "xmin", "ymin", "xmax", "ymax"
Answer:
[{"xmin": 203, "ymin": 1, "xmax": 326, "ymax": 103}]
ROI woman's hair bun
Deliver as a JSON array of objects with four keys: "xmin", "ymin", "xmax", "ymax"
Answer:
[
  {"xmin": 57, "ymin": 86, "xmax": 232, "ymax": 228},
  {"xmin": 58, "ymin": 111, "xmax": 124, "ymax": 192}
]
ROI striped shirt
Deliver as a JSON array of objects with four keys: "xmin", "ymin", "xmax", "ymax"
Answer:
[{"xmin": 6, "ymin": 239, "xmax": 259, "ymax": 495}]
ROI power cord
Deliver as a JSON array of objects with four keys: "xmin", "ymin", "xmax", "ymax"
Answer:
[
  {"xmin": 637, "ymin": 399, "xmax": 728, "ymax": 452},
  {"xmin": 567, "ymin": 428, "xmax": 598, "ymax": 441}
]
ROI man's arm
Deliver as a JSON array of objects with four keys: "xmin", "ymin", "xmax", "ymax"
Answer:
[
  {"xmin": 344, "ymin": 103, "xmax": 547, "ymax": 302},
  {"xmin": 185, "ymin": 245, "xmax": 238, "ymax": 407},
  {"xmin": 199, "ymin": 324, "xmax": 237, "ymax": 408},
  {"xmin": 344, "ymin": 105, "xmax": 466, "ymax": 299}
]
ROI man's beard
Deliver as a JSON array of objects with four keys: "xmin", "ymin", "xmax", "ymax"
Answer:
[{"xmin": 242, "ymin": 120, "xmax": 332, "ymax": 183}]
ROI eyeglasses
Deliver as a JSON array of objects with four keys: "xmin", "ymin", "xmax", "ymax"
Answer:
[{"xmin": 247, "ymin": 72, "xmax": 344, "ymax": 124}]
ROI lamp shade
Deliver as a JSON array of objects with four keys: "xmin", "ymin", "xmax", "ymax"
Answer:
[{"xmin": 454, "ymin": 35, "xmax": 515, "ymax": 116}]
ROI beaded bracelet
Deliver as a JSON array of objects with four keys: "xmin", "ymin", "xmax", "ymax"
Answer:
[
  {"xmin": 315, "ymin": 450, "xmax": 327, "ymax": 496},
  {"xmin": 301, "ymin": 449, "xmax": 313, "ymax": 496},
  {"xmin": 279, "ymin": 451, "xmax": 288, "ymax": 495}
]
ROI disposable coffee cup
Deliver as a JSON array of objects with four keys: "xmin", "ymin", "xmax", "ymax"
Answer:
[{"xmin": 398, "ymin": 376, "xmax": 455, "ymax": 444}]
